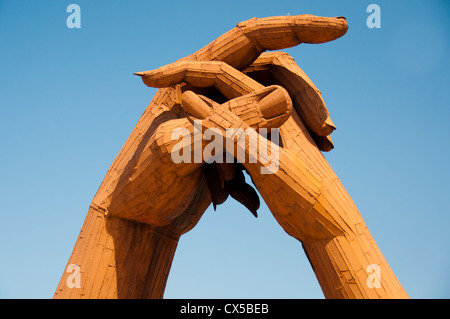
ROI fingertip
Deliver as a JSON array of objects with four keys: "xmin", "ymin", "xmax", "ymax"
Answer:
[
  {"xmin": 181, "ymin": 90, "xmax": 211, "ymax": 119},
  {"xmin": 336, "ymin": 16, "xmax": 349, "ymax": 35},
  {"xmin": 312, "ymin": 134, "xmax": 334, "ymax": 152},
  {"xmin": 139, "ymin": 72, "xmax": 155, "ymax": 87},
  {"xmin": 333, "ymin": 16, "xmax": 349, "ymax": 39},
  {"xmin": 294, "ymin": 15, "xmax": 348, "ymax": 44},
  {"xmin": 133, "ymin": 71, "xmax": 155, "ymax": 87},
  {"xmin": 324, "ymin": 117, "xmax": 336, "ymax": 132},
  {"xmin": 314, "ymin": 122, "xmax": 336, "ymax": 137}
]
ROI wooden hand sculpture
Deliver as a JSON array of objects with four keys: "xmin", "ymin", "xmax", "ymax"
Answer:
[{"xmin": 54, "ymin": 15, "xmax": 409, "ymax": 299}]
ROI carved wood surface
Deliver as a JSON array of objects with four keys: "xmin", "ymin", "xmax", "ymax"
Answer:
[{"xmin": 54, "ymin": 15, "xmax": 408, "ymax": 299}]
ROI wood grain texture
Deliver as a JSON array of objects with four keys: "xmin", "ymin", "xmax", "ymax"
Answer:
[
  {"xmin": 54, "ymin": 205, "xmax": 178, "ymax": 299},
  {"xmin": 55, "ymin": 15, "xmax": 408, "ymax": 299}
]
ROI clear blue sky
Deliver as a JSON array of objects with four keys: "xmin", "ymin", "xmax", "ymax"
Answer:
[{"xmin": 0, "ymin": 0, "xmax": 449, "ymax": 299}]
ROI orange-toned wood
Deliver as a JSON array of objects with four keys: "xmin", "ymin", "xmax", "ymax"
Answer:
[{"xmin": 55, "ymin": 15, "xmax": 408, "ymax": 299}]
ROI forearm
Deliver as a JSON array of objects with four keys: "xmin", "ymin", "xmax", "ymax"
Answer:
[
  {"xmin": 219, "ymin": 111, "xmax": 408, "ymax": 298},
  {"xmin": 244, "ymin": 151, "xmax": 408, "ymax": 298},
  {"xmin": 303, "ymin": 230, "xmax": 409, "ymax": 298},
  {"xmin": 53, "ymin": 204, "xmax": 179, "ymax": 299}
]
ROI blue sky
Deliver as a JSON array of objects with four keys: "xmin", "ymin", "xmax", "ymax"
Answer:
[{"xmin": 0, "ymin": 0, "xmax": 449, "ymax": 299}]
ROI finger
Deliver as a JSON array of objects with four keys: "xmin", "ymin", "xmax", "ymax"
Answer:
[
  {"xmin": 244, "ymin": 51, "xmax": 335, "ymax": 137},
  {"xmin": 135, "ymin": 61, "xmax": 263, "ymax": 99},
  {"xmin": 180, "ymin": 85, "xmax": 292, "ymax": 130},
  {"xmin": 186, "ymin": 15, "xmax": 348, "ymax": 71},
  {"xmin": 310, "ymin": 133, "xmax": 334, "ymax": 152},
  {"xmin": 238, "ymin": 15, "xmax": 348, "ymax": 49},
  {"xmin": 181, "ymin": 90, "xmax": 212, "ymax": 119},
  {"xmin": 223, "ymin": 85, "xmax": 292, "ymax": 129}
]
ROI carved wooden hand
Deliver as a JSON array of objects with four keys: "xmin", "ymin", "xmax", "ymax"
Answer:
[{"xmin": 54, "ymin": 15, "xmax": 408, "ymax": 299}]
